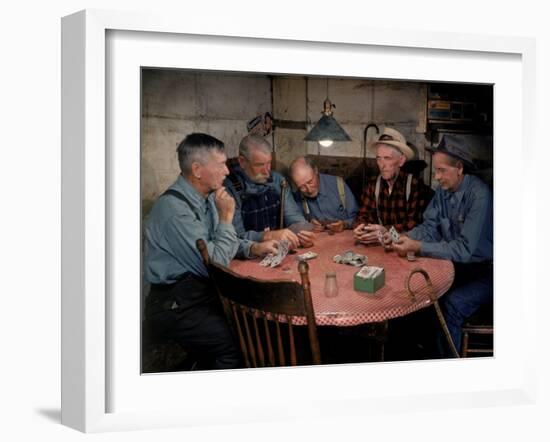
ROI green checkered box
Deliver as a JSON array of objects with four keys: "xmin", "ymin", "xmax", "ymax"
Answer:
[{"xmin": 354, "ymin": 266, "xmax": 385, "ymax": 294}]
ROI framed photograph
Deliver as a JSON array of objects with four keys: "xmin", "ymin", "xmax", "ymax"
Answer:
[{"xmin": 62, "ymin": 9, "xmax": 536, "ymax": 433}]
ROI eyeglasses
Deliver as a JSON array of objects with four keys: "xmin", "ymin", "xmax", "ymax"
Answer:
[{"xmin": 298, "ymin": 175, "xmax": 316, "ymax": 192}]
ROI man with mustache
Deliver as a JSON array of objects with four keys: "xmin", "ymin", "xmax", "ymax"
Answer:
[{"xmin": 225, "ymin": 134, "xmax": 315, "ymax": 249}]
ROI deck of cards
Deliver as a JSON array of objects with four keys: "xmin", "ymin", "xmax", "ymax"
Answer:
[
  {"xmin": 259, "ymin": 239, "xmax": 290, "ymax": 268},
  {"xmin": 356, "ymin": 265, "xmax": 384, "ymax": 279},
  {"xmin": 354, "ymin": 265, "xmax": 385, "ymax": 293}
]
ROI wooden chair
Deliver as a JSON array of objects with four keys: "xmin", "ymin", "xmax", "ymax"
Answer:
[
  {"xmin": 461, "ymin": 304, "xmax": 494, "ymax": 357},
  {"xmin": 196, "ymin": 239, "xmax": 322, "ymax": 368}
]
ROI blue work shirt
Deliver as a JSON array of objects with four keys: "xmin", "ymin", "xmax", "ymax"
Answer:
[
  {"xmin": 292, "ymin": 173, "xmax": 359, "ymax": 228},
  {"xmin": 224, "ymin": 167, "xmax": 306, "ymax": 243},
  {"xmin": 407, "ymin": 174, "xmax": 493, "ymax": 263},
  {"xmin": 144, "ymin": 175, "xmax": 241, "ymax": 284}
]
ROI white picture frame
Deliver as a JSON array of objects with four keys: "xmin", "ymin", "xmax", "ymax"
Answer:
[{"xmin": 61, "ymin": 9, "xmax": 537, "ymax": 433}]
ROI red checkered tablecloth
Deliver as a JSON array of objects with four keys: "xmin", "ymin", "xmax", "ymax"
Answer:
[{"xmin": 230, "ymin": 230, "xmax": 454, "ymax": 326}]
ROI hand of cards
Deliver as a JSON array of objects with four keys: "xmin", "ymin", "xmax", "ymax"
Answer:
[
  {"xmin": 389, "ymin": 226, "xmax": 400, "ymax": 243},
  {"xmin": 259, "ymin": 239, "xmax": 290, "ymax": 268}
]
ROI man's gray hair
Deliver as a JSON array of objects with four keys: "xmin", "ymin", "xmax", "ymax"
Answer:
[
  {"xmin": 289, "ymin": 156, "xmax": 317, "ymax": 178},
  {"xmin": 239, "ymin": 134, "xmax": 272, "ymax": 159},
  {"xmin": 177, "ymin": 133, "xmax": 225, "ymax": 175}
]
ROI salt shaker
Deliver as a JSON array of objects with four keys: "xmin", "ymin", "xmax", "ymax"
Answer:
[{"xmin": 324, "ymin": 271, "xmax": 339, "ymax": 297}]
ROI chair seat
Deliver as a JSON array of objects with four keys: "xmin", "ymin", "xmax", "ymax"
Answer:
[{"xmin": 461, "ymin": 304, "xmax": 493, "ymax": 358}]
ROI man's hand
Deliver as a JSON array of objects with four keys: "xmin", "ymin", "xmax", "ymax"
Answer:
[
  {"xmin": 327, "ymin": 220, "xmax": 345, "ymax": 233},
  {"xmin": 214, "ymin": 187, "xmax": 235, "ymax": 223},
  {"xmin": 310, "ymin": 219, "xmax": 325, "ymax": 233},
  {"xmin": 381, "ymin": 231, "xmax": 393, "ymax": 247},
  {"xmin": 250, "ymin": 240, "xmax": 279, "ymax": 257},
  {"xmin": 392, "ymin": 235, "xmax": 421, "ymax": 257},
  {"xmin": 353, "ymin": 223, "xmax": 386, "ymax": 244},
  {"xmin": 297, "ymin": 230, "xmax": 315, "ymax": 248},
  {"xmin": 263, "ymin": 228, "xmax": 300, "ymax": 249}
]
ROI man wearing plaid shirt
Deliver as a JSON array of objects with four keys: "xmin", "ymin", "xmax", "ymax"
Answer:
[{"xmin": 353, "ymin": 127, "xmax": 432, "ymax": 245}]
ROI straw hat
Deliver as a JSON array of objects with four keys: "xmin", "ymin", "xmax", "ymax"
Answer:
[{"xmin": 369, "ymin": 127, "xmax": 414, "ymax": 160}]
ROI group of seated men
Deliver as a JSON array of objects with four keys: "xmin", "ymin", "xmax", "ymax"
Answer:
[{"xmin": 143, "ymin": 128, "xmax": 493, "ymax": 369}]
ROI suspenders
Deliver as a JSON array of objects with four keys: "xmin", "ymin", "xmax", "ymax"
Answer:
[
  {"xmin": 162, "ymin": 188, "xmax": 201, "ymax": 221},
  {"xmin": 300, "ymin": 175, "xmax": 347, "ymax": 219}
]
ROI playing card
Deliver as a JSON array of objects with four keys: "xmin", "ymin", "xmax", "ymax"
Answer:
[
  {"xmin": 259, "ymin": 254, "xmax": 274, "ymax": 267},
  {"xmin": 259, "ymin": 239, "xmax": 290, "ymax": 268},
  {"xmin": 389, "ymin": 226, "xmax": 400, "ymax": 243}
]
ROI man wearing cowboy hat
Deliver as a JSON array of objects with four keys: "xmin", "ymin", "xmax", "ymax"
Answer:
[
  {"xmin": 353, "ymin": 127, "xmax": 433, "ymax": 245},
  {"xmin": 392, "ymin": 134, "xmax": 493, "ymax": 357}
]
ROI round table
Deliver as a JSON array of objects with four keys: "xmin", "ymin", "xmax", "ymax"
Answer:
[{"xmin": 230, "ymin": 230, "xmax": 454, "ymax": 326}]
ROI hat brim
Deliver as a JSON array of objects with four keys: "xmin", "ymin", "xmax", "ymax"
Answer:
[
  {"xmin": 369, "ymin": 139, "xmax": 415, "ymax": 160},
  {"xmin": 426, "ymin": 146, "xmax": 476, "ymax": 170}
]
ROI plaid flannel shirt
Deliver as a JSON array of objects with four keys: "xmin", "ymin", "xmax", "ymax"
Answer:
[{"xmin": 356, "ymin": 170, "xmax": 432, "ymax": 232}]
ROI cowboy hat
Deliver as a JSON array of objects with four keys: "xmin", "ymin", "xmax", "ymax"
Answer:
[{"xmin": 368, "ymin": 127, "xmax": 415, "ymax": 160}]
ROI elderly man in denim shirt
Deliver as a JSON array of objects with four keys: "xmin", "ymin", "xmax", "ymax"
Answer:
[
  {"xmin": 225, "ymin": 134, "xmax": 315, "ymax": 249},
  {"xmin": 392, "ymin": 135, "xmax": 493, "ymax": 357},
  {"xmin": 144, "ymin": 133, "xmax": 278, "ymax": 370},
  {"xmin": 289, "ymin": 156, "xmax": 358, "ymax": 233}
]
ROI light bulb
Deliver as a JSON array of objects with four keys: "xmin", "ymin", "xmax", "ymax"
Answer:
[{"xmin": 319, "ymin": 139, "xmax": 333, "ymax": 147}]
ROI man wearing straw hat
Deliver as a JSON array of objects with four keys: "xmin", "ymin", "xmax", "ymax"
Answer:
[
  {"xmin": 353, "ymin": 127, "xmax": 432, "ymax": 245},
  {"xmin": 391, "ymin": 134, "xmax": 493, "ymax": 357}
]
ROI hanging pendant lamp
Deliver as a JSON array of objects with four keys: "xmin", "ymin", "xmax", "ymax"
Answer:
[{"xmin": 305, "ymin": 79, "xmax": 352, "ymax": 147}]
